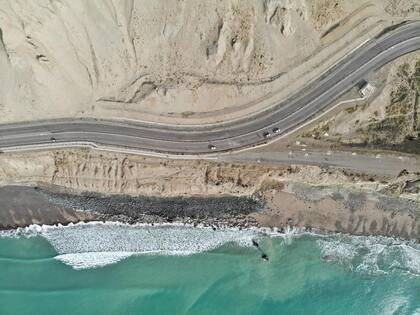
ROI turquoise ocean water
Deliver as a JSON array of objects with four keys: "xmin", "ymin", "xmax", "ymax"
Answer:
[{"xmin": 0, "ymin": 223, "xmax": 418, "ymax": 315}]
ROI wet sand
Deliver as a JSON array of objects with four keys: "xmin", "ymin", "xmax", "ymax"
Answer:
[
  {"xmin": 0, "ymin": 186, "xmax": 96, "ymax": 229},
  {"xmin": 254, "ymin": 186, "xmax": 419, "ymax": 240}
]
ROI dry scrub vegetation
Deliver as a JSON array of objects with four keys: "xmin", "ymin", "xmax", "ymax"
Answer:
[{"xmin": 302, "ymin": 53, "xmax": 420, "ymax": 154}]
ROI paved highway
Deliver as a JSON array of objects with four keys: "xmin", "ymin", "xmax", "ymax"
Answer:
[
  {"xmin": 0, "ymin": 21, "xmax": 420, "ymax": 155},
  {"xmin": 225, "ymin": 150, "xmax": 420, "ymax": 176}
]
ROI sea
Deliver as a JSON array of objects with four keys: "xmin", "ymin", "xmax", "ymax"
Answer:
[{"xmin": 0, "ymin": 222, "xmax": 418, "ymax": 315}]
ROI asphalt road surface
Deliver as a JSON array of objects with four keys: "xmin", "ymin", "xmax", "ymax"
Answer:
[
  {"xmin": 0, "ymin": 21, "xmax": 420, "ymax": 156},
  {"xmin": 224, "ymin": 150, "xmax": 420, "ymax": 176}
]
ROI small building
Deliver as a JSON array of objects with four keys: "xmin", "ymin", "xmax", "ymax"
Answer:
[{"xmin": 359, "ymin": 82, "xmax": 375, "ymax": 98}]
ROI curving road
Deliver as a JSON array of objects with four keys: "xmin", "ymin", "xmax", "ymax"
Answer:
[{"xmin": 1, "ymin": 21, "xmax": 420, "ymax": 155}]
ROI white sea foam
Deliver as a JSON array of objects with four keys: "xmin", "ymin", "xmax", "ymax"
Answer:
[
  {"xmin": 0, "ymin": 222, "xmax": 264, "ymax": 270},
  {"xmin": 380, "ymin": 295, "xmax": 410, "ymax": 315},
  {"xmin": 317, "ymin": 235, "xmax": 420, "ymax": 276},
  {"xmin": 2, "ymin": 222, "xmax": 418, "ymax": 273},
  {"xmin": 316, "ymin": 239, "xmax": 358, "ymax": 270},
  {"xmin": 56, "ymin": 252, "xmax": 136, "ymax": 270}
]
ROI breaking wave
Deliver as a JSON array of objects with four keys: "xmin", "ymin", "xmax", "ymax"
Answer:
[
  {"xmin": 55, "ymin": 252, "xmax": 135, "ymax": 270},
  {"xmin": 0, "ymin": 222, "xmax": 266, "ymax": 270},
  {"xmin": 317, "ymin": 235, "xmax": 420, "ymax": 276},
  {"xmin": 1, "ymin": 222, "xmax": 418, "ymax": 274}
]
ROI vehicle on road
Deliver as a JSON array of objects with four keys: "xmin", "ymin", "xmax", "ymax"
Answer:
[
  {"xmin": 0, "ymin": 21, "xmax": 419, "ymax": 155},
  {"xmin": 50, "ymin": 137, "xmax": 56, "ymax": 143}
]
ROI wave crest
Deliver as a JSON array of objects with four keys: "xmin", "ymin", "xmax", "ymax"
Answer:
[
  {"xmin": 1, "ymin": 222, "xmax": 264, "ymax": 269},
  {"xmin": 317, "ymin": 235, "xmax": 420, "ymax": 276}
]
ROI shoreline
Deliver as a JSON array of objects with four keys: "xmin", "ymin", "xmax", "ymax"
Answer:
[
  {"xmin": 4, "ymin": 220, "xmax": 419, "ymax": 249},
  {"xmin": 5, "ymin": 219, "xmax": 418, "ymax": 243}
]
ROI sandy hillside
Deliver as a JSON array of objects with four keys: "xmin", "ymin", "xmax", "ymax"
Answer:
[
  {"xmin": 0, "ymin": 0, "xmax": 419, "ymax": 124},
  {"xmin": 0, "ymin": 148, "xmax": 417, "ymax": 199}
]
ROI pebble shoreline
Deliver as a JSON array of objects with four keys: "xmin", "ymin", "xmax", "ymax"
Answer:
[{"xmin": 41, "ymin": 188, "xmax": 265, "ymax": 229}]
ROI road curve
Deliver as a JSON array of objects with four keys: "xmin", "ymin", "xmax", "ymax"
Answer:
[{"xmin": 1, "ymin": 21, "xmax": 420, "ymax": 155}]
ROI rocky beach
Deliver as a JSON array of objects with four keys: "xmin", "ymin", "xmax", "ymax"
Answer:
[{"xmin": 1, "ymin": 176, "xmax": 418, "ymax": 240}]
